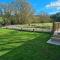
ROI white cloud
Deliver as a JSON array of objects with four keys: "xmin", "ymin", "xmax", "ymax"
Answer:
[{"xmin": 46, "ymin": 0, "xmax": 60, "ymax": 10}]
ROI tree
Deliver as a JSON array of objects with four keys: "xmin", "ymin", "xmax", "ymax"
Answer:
[
  {"xmin": 0, "ymin": 0, "xmax": 34, "ymax": 25},
  {"xmin": 15, "ymin": 0, "xmax": 34, "ymax": 24},
  {"xmin": 39, "ymin": 12, "xmax": 51, "ymax": 23}
]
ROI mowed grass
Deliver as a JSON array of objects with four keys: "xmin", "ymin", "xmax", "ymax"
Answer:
[{"xmin": 0, "ymin": 29, "xmax": 60, "ymax": 60}]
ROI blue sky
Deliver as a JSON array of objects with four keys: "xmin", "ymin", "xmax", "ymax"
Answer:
[
  {"xmin": 0, "ymin": 0, "xmax": 12, "ymax": 3},
  {"xmin": 28, "ymin": 0, "xmax": 56, "ymax": 15},
  {"xmin": 0, "ymin": 0, "xmax": 60, "ymax": 15}
]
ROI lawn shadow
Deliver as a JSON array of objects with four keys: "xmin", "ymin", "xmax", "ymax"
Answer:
[{"xmin": 0, "ymin": 33, "xmax": 60, "ymax": 60}]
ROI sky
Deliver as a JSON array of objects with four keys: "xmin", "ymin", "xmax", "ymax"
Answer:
[{"xmin": 0, "ymin": 0, "xmax": 60, "ymax": 15}]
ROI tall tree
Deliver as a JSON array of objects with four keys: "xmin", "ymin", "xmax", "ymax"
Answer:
[{"xmin": 0, "ymin": 0, "xmax": 34, "ymax": 25}]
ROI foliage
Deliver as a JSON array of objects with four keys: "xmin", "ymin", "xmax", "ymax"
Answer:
[
  {"xmin": 0, "ymin": 0, "xmax": 52, "ymax": 25},
  {"xmin": 0, "ymin": 17, "xmax": 4, "ymax": 26},
  {"xmin": 50, "ymin": 12, "xmax": 60, "ymax": 22},
  {"xmin": 0, "ymin": 0, "xmax": 34, "ymax": 25}
]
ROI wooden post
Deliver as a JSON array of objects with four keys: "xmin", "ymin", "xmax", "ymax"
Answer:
[{"xmin": 52, "ymin": 21, "xmax": 55, "ymax": 34}]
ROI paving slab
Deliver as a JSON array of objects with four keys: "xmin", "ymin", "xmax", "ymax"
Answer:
[{"xmin": 47, "ymin": 39, "xmax": 60, "ymax": 45}]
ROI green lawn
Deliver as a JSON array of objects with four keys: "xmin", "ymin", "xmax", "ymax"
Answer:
[{"xmin": 0, "ymin": 29, "xmax": 60, "ymax": 60}]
